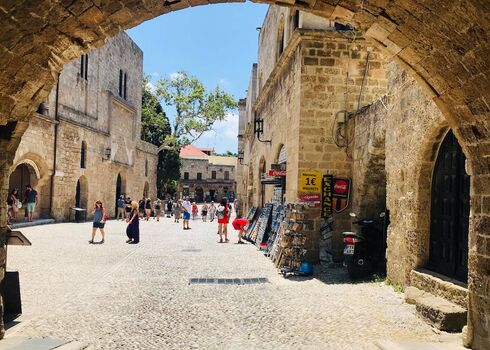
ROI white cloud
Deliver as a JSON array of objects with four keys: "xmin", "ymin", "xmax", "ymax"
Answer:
[
  {"xmin": 195, "ymin": 113, "xmax": 239, "ymax": 152},
  {"xmin": 218, "ymin": 78, "xmax": 229, "ymax": 86},
  {"xmin": 169, "ymin": 72, "xmax": 184, "ymax": 81}
]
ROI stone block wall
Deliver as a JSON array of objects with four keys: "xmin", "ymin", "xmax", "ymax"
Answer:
[{"xmin": 297, "ymin": 32, "xmax": 387, "ymax": 258}]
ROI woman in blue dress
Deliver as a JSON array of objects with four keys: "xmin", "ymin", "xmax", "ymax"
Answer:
[{"xmin": 126, "ymin": 201, "xmax": 140, "ymax": 244}]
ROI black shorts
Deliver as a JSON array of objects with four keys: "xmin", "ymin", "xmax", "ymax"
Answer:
[{"xmin": 93, "ymin": 222, "xmax": 105, "ymax": 228}]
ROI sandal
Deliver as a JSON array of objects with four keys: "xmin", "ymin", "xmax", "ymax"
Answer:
[{"xmin": 88, "ymin": 240, "xmax": 94, "ymax": 244}]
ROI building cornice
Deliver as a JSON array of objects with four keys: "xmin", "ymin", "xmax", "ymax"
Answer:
[
  {"xmin": 253, "ymin": 29, "xmax": 365, "ymax": 113},
  {"xmin": 108, "ymin": 90, "xmax": 137, "ymax": 114}
]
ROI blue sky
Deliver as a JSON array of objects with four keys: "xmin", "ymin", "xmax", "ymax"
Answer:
[{"xmin": 127, "ymin": 2, "xmax": 268, "ymax": 153}]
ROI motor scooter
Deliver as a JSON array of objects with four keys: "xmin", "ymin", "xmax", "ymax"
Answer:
[{"xmin": 342, "ymin": 211, "xmax": 389, "ymax": 279}]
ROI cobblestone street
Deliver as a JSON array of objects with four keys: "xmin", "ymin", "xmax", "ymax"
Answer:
[{"xmin": 6, "ymin": 217, "xmax": 458, "ymax": 349}]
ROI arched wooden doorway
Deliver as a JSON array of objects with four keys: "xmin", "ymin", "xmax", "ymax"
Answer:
[
  {"xmin": 428, "ymin": 130, "xmax": 470, "ymax": 283},
  {"xmin": 75, "ymin": 176, "xmax": 88, "ymax": 209},
  {"xmin": 115, "ymin": 173, "xmax": 125, "ymax": 214},
  {"xmin": 195, "ymin": 187, "xmax": 204, "ymax": 202}
]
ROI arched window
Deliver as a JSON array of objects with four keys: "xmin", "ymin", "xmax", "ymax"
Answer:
[
  {"xmin": 80, "ymin": 141, "xmax": 87, "ymax": 169},
  {"xmin": 145, "ymin": 159, "xmax": 148, "ymax": 177}
]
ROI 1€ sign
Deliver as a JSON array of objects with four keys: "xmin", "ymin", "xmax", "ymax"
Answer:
[{"xmin": 299, "ymin": 171, "xmax": 322, "ymax": 193}]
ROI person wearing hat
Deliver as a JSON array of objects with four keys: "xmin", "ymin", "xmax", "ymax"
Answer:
[{"xmin": 116, "ymin": 194, "xmax": 125, "ymax": 220}]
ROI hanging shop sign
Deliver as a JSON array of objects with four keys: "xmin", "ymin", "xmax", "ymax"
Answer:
[
  {"xmin": 299, "ymin": 171, "xmax": 322, "ymax": 193},
  {"xmin": 298, "ymin": 193, "xmax": 321, "ymax": 207},
  {"xmin": 321, "ymin": 175, "xmax": 333, "ymax": 218},
  {"xmin": 268, "ymin": 169, "xmax": 287, "ymax": 177},
  {"xmin": 270, "ymin": 163, "xmax": 286, "ymax": 171},
  {"xmin": 332, "ymin": 177, "xmax": 351, "ymax": 213}
]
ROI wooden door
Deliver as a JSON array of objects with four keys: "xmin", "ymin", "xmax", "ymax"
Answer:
[{"xmin": 429, "ymin": 131, "xmax": 469, "ymax": 283}]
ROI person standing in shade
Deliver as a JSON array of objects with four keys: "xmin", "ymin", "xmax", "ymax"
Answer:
[
  {"xmin": 181, "ymin": 196, "xmax": 191, "ymax": 230},
  {"xmin": 89, "ymin": 200, "xmax": 106, "ymax": 244},
  {"xmin": 116, "ymin": 195, "xmax": 125, "ymax": 220},
  {"xmin": 125, "ymin": 196, "xmax": 132, "ymax": 219},
  {"xmin": 201, "ymin": 202, "xmax": 208, "ymax": 222},
  {"xmin": 153, "ymin": 198, "xmax": 161, "ymax": 221},
  {"xmin": 145, "ymin": 197, "xmax": 152, "ymax": 221},
  {"xmin": 126, "ymin": 201, "xmax": 139, "ymax": 244},
  {"xmin": 24, "ymin": 185, "xmax": 38, "ymax": 222},
  {"xmin": 138, "ymin": 197, "xmax": 145, "ymax": 218},
  {"xmin": 209, "ymin": 201, "xmax": 217, "ymax": 222}
]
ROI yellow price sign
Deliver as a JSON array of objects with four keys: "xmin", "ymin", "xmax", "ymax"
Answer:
[{"xmin": 299, "ymin": 171, "xmax": 322, "ymax": 193}]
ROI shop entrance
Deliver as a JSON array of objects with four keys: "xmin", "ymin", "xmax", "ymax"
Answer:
[
  {"xmin": 9, "ymin": 163, "xmax": 39, "ymax": 198},
  {"xmin": 428, "ymin": 130, "xmax": 470, "ymax": 283},
  {"xmin": 195, "ymin": 187, "xmax": 204, "ymax": 202},
  {"xmin": 115, "ymin": 174, "xmax": 122, "ymax": 214}
]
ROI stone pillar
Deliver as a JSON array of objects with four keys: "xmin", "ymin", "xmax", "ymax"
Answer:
[
  {"xmin": 0, "ymin": 152, "xmax": 12, "ymax": 340},
  {"xmin": 0, "ymin": 120, "xmax": 29, "ymax": 339},
  {"xmin": 466, "ymin": 172, "xmax": 490, "ymax": 349}
]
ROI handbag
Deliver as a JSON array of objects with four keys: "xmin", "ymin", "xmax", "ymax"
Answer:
[{"xmin": 15, "ymin": 199, "xmax": 22, "ymax": 209}]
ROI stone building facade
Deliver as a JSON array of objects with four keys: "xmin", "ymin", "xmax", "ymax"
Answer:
[
  {"xmin": 238, "ymin": 6, "xmax": 388, "ymax": 261},
  {"xmin": 9, "ymin": 32, "xmax": 157, "ymax": 221},
  {"xmin": 238, "ymin": 6, "xmax": 487, "ymax": 346},
  {"xmin": 178, "ymin": 145, "xmax": 237, "ymax": 202}
]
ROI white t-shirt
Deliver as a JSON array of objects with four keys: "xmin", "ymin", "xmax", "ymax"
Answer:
[{"xmin": 182, "ymin": 200, "xmax": 191, "ymax": 212}]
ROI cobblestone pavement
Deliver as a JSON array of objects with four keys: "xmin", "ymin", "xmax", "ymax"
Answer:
[{"xmin": 7, "ymin": 216, "xmax": 459, "ymax": 349}]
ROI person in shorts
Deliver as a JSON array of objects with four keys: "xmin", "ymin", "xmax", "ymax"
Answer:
[
  {"xmin": 181, "ymin": 196, "xmax": 191, "ymax": 230},
  {"xmin": 89, "ymin": 200, "xmax": 106, "ymax": 244},
  {"xmin": 201, "ymin": 202, "xmax": 208, "ymax": 222},
  {"xmin": 24, "ymin": 185, "xmax": 38, "ymax": 222},
  {"xmin": 232, "ymin": 215, "xmax": 248, "ymax": 244},
  {"xmin": 116, "ymin": 195, "xmax": 125, "ymax": 220}
]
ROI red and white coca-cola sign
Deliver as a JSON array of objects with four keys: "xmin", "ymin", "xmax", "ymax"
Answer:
[
  {"xmin": 268, "ymin": 169, "xmax": 287, "ymax": 177},
  {"xmin": 333, "ymin": 179, "xmax": 348, "ymax": 194}
]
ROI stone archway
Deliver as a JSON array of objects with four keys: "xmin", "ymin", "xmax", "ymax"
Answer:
[
  {"xmin": 75, "ymin": 175, "xmax": 89, "ymax": 210},
  {"xmin": 143, "ymin": 182, "xmax": 149, "ymax": 198},
  {"xmin": 0, "ymin": 1, "xmax": 488, "ymax": 347},
  {"xmin": 9, "ymin": 156, "xmax": 51, "ymax": 219}
]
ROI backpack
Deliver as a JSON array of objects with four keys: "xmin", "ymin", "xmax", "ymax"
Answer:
[{"xmin": 216, "ymin": 206, "xmax": 225, "ymax": 219}]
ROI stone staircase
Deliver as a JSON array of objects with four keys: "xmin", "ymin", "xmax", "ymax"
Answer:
[{"xmin": 405, "ymin": 269, "xmax": 468, "ymax": 332}]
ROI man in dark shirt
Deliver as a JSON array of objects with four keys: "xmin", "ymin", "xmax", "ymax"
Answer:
[
  {"xmin": 125, "ymin": 197, "xmax": 132, "ymax": 219},
  {"xmin": 25, "ymin": 185, "xmax": 38, "ymax": 222}
]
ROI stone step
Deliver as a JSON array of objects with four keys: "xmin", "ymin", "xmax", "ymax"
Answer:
[
  {"xmin": 9, "ymin": 219, "xmax": 55, "ymax": 229},
  {"xmin": 410, "ymin": 269, "xmax": 467, "ymax": 308},
  {"xmin": 406, "ymin": 287, "xmax": 467, "ymax": 332}
]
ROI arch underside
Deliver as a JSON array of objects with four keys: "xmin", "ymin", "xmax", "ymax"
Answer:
[{"xmin": 0, "ymin": 1, "xmax": 488, "ymax": 348}]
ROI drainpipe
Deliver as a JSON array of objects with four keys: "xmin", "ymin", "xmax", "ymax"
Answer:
[{"xmin": 49, "ymin": 74, "xmax": 60, "ymax": 217}]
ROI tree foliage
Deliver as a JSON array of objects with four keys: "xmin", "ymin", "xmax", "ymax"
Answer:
[
  {"xmin": 213, "ymin": 150, "xmax": 238, "ymax": 157},
  {"xmin": 141, "ymin": 77, "xmax": 180, "ymax": 196},
  {"xmin": 155, "ymin": 70, "xmax": 237, "ymax": 150}
]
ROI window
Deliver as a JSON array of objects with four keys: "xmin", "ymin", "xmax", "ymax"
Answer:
[
  {"xmin": 119, "ymin": 69, "xmax": 128, "ymax": 99},
  {"xmin": 80, "ymin": 54, "xmax": 88, "ymax": 80},
  {"xmin": 211, "ymin": 171, "xmax": 216, "ymax": 179},
  {"xmin": 145, "ymin": 159, "xmax": 148, "ymax": 177},
  {"xmin": 80, "ymin": 141, "xmax": 87, "ymax": 169},
  {"xmin": 224, "ymin": 171, "xmax": 230, "ymax": 180},
  {"xmin": 197, "ymin": 172, "xmax": 202, "ymax": 180},
  {"xmin": 293, "ymin": 10, "xmax": 300, "ymax": 30},
  {"xmin": 184, "ymin": 172, "xmax": 189, "ymax": 180}
]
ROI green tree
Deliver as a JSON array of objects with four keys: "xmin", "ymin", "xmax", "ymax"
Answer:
[
  {"xmin": 213, "ymin": 150, "xmax": 238, "ymax": 157},
  {"xmin": 155, "ymin": 70, "xmax": 237, "ymax": 151},
  {"xmin": 141, "ymin": 77, "xmax": 180, "ymax": 196}
]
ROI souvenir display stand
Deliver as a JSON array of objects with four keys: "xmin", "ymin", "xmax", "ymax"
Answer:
[{"xmin": 244, "ymin": 202, "xmax": 311, "ymax": 277}]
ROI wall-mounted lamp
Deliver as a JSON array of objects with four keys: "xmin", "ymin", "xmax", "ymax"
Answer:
[
  {"xmin": 254, "ymin": 113, "xmax": 271, "ymax": 144},
  {"xmin": 238, "ymin": 150, "xmax": 246, "ymax": 165},
  {"xmin": 104, "ymin": 147, "xmax": 111, "ymax": 161}
]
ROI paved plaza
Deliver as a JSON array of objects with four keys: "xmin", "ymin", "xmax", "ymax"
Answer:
[{"xmin": 5, "ymin": 217, "xmax": 459, "ymax": 349}]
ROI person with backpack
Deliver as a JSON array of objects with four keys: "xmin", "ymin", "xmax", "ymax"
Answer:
[{"xmin": 217, "ymin": 198, "xmax": 231, "ymax": 243}]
